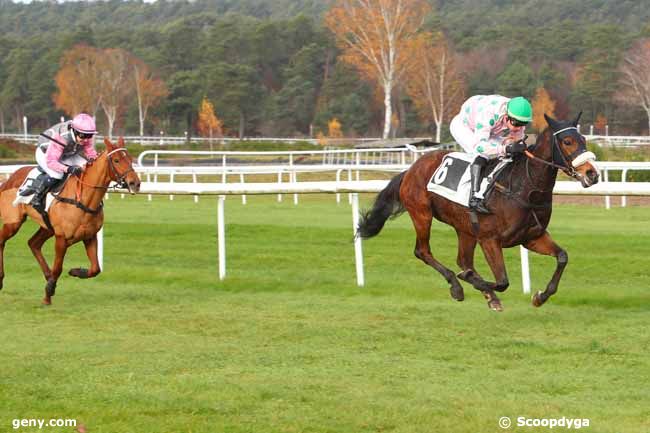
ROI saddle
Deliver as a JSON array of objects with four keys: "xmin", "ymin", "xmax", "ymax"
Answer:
[{"xmin": 426, "ymin": 152, "xmax": 511, "ymax": 208}]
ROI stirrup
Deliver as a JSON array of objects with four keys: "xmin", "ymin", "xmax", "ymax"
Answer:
[{"xmin": 469, "ymin": 197, "xmax": 491, "ymax": 214}]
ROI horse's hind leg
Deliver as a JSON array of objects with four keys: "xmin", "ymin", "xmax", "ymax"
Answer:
[
  {"xmin": 408, "ymin": 208, "xmax": 464, "ymax": 301},
  {"xmin": 28, "ymin": 227, "xmax": 55, "ymax": 282},
  {"xmin": 0, "ymin": 221, "xmax": 25, "ymax": 290},
  {"xmin": 456, "ymin": 232, "xmax": 509, "ymax": 292},
  {"xmin": 69, "ymin": 234, "xmax": 101, "ymax": 279}
]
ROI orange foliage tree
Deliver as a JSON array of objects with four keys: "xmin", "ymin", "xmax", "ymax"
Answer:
[
  {"xmin": 325, "ymin": 0, "xmax": 431, "ymax": 139},
  {"xmin": 53, "ymin": 44, "xmax": 103, "ymax": 117},
  {"xmin": 404, "ymin": 32, "xmax": 464, "ymax": 142},
  {"xmin": 531, "ymin": 87, "xmax": 556, "ymax": 132},
  {"xmin": 197, "ymin": 97, "xmax": 223, "ymax": 150}
]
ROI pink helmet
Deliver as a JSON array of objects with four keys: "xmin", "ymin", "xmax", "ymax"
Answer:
[{"xmin": 71, "ymin": 113, "xmax": 97, "ymax": 134}]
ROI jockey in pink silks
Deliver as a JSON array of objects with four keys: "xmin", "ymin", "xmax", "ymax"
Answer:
[
  {"xmin": 449, "ymin": 95, "xmax": 532, "ymax": 214},
  {"xmin": 20, "ymin": 113, "xmax": 98, "ymax": 211}
]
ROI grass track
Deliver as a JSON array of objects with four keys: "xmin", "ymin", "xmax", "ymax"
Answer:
[{"xmin": 1, "ymin": 195, "xmax": 649, "ymax": 433}]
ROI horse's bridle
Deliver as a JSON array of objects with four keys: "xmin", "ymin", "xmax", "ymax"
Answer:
[
  {"xmin": 524, "ymin": 127, "xmax": 595, "ymax": 181},
  {"xmin": 106, "ymin": 148, "xmax": 136, "ymax": 190}
]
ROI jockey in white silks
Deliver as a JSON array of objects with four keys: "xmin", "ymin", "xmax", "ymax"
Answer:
[
  {"xmin": 19, "ymin": 113, "xmax": 98, "ymax": 212},
  {"xmin": 449, "ymin": 95, "xmax": 532, "ymax": 214}
]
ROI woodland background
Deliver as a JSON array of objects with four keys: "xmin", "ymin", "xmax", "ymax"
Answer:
[{"xmin": 0, "ymin": 0, "xmax": 649, "ymax": 141}]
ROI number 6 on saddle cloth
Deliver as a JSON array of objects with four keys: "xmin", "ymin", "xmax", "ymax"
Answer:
[{"xmin": 427, "ymin": 152, "xmax": 511, "ymax": 208}]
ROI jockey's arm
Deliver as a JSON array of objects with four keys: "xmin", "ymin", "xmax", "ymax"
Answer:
[
  {"xmin": 472, "ymin": 114, "xmax": 508, "ymax": 159},
  {"xmin": 83, "ymin": 141, "xmax": 98, "ymax": 160},
  {"xmin": 44, "ymin": 135, "xmax": 70, "ymax": 173}
]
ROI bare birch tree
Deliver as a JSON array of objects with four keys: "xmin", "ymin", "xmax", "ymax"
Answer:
[
  {"xmin": 97, "ymin": 48, "xmax": 134, "ymax": 138},
  {"xmin": 616, "ymin": 39, "xmax": 650, "ymax": 134},
  {"xmin": 404, "ymin": 33, "xmax": 464, "ymax": 142},
  {"xmin": 325, "ymin": 0, "xmax": 430, "ymax": 139},
  {"xmin": 133, "ymin": 60, "xmax": 169, "ymax": 140}
]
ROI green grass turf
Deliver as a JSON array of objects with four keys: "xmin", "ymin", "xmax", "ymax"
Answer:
[{"xmin": 0, "ymin": 194, "xmax": 649, "ymax": 433}]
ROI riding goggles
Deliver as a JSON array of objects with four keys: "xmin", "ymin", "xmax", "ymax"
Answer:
[
  {"xmin": 508, "ymin": 116, "xmax": 529, "ymax": 127},
  {"xmin": 75, "ymin": 131, "xmax": 95, "ymax": 139}
]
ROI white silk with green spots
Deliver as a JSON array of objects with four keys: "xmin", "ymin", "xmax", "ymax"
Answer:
[{"xmin": 450, "ymin": 94, "xmax": 526, "ymax": 159}]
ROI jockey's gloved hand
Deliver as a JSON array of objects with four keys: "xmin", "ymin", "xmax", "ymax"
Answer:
[
  {"xmin": 506, "ymin": 140, "xmax": 527, "ymax": 156},
  {"xmin": 67, "ymin": 166, "xmax": 83, "ymax": 177}
]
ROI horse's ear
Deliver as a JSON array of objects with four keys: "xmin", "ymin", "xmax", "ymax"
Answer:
[
  {"xmin": 572, "ymin": 111, "xmax": 582, "ymax": 126},
  {"xmin": 104, "ymin": 137, "xmax": 114, "ymax": 152},
  {"xmin": 544, "ymin": 113, "xmax": 560, "ymax": 131},
  {"xmin": 118, "ymin": 136, "xmax": 125, "ymax": 148}
]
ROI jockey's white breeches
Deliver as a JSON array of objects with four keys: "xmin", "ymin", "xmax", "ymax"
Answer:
[{"xmin": 35, "ymin": 148, "xmax": 87, "ymax": 179}]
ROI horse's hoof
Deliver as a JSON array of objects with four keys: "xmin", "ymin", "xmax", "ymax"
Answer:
[
  {"xmin": 69, "ymin": 268, "xmax": 89, "ymax": 278},
  {"xmin": 450, "ymin": 284, "xmax": 465, "ymax": 301},
  {"xmin": 488, "ymin": 300, "xmax": 503, "ymax": 312},
  {"xmin": 532, "ymin": 291, "xmax": 544, "ymax": 307},
  {"xmin": 41, "ymin": 299, "xmax": 51, "ymax": 306},
  {"xmin": 45, "ymin": 280, "xmax": 56, "ymax": 297}
]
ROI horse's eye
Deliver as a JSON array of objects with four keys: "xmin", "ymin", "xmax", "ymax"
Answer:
[
  {"xmin": 114, "ymin": 159, "xmax": 120, "ymax": 163},
  {"xmin": 563, "ymin": 139, "xmax": 572, "ymax": 146}
]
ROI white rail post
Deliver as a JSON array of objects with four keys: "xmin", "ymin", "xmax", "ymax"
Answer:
[
  {"xmin": 98, "ymin": 227, "xmax": 104, "ymax": 271},
  {"xmin": 22, "ymin": 116, "xmax": 27, "ymax": 143},
  {"xmin": 240, "ymin": 173, "xmax": 246, "ymax": 205},
  {"xmin": 217, "ymin": 195, "xmax": 226, "ymax": 280},
  {"xmin": 621, "ymin": 169, "xmax": 627, "ymax": 207},
  {"xmin": 335, "ymin": 170, "xmax": 342, "ymax": 204},
  {"xmin": 351, "ymin": 193, "xmax": 365, "ymax": 287},
  {"xmin": 520, "ymin": 246, "xmax": 530, "ymax": 294},
  {"xmin": 604, "ymin": 169, "xmax": 610, "ymax": 209},
  {"xmin": 193, "ymin": 173, "xmax": 199, "ymax": 203},
  {"xmin": 277, "ymin": 171, "xmax": 283, "ymax": 202},
  {"xmin": 169, "ymin": 172, "xmax": 175, "ymax": 200}
]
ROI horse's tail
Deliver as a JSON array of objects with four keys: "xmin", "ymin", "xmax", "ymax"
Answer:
[{"xmin": 357, "ymin": 171, "xmax": 406, "ymax": 239}]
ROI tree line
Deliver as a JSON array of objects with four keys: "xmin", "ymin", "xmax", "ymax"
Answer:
[{"xmin": 0, "ymin": 0, "xmax": 649, "ymax": 140}]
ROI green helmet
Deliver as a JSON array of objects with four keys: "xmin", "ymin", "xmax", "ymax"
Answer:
[{"xmin": 507, "ymin": 96, "xmax": 533, "ymax": 122}]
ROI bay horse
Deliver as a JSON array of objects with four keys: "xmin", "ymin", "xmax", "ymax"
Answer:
[
  {"xmin": 0, "ymin": 137, "xmax": 140, "ymax": 305},
  {"xmin": 357, "ymin": 114, "xmax": 599, "ymax": 311}
]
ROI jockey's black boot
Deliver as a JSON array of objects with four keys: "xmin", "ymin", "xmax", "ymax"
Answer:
[
  {"xmin": 469, "ymin": 156, "xmax": 491, "ymax": 214},
  {"xmin": 22, "ymin": 174, "xmax": 59, "ymax": 212}
]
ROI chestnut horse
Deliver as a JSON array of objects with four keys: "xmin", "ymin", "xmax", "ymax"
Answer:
[
  {"xmin": 0, "ymin": 137, "xmax": 140, "ymax": 305},
  {"xmin": 358, "ymin": 114, "xmax": 599, "ymax": 311}
]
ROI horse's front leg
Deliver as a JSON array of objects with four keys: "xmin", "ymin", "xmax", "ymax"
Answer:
[
  {"xmin": 43, "ymin": 236, "xmax": 69, "ymax": 305},
  {"xmin": 523, "ymin": 232, "xmax": 567, "ymax": 307},
  {"xmin": 69, "ymin": 235, "xmax": 102, "ymax": 279}
]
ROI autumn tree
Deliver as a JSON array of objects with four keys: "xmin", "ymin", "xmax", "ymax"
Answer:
[
  {"xmin": 531, "ymin": 87, "xmax": 556, "ymax": 132},
  {"xmin": 328, "ymin": 118, "xmax": 343, "ymax": 138},
  {"xmin": 133, "ymin": 59, "xmax": 169, "ymax": 139},
  {"xmin": 325, "ymin": 0, "xmax": 431, "ymax": 139},
  {"xmin": 197, "ymin": 97, "xmax": 223, "ymax": 150},
  {"xmin": 96, "ymin": 48, "xmax": 135, "ymax": 138},
  {"xmin": 53, "ymin": 44, "xmax": 103, "ymax": 118},
  {"xmin": 404, "ymin": 32, "xmax": 464, "ymax": 142},
  {"xmin": 616, "ymin": 38, "xmax": 650, "ymax": 134}
]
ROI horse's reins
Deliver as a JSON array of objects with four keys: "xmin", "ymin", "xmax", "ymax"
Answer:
[
  {"xmin": 523, "ymin": 126, "xmax": 592, "ymax": 180},
  {"xmin": 55, "ymin": 148, "xmax": 134, "ymax": 214}
]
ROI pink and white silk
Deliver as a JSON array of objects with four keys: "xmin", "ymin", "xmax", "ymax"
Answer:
[
  {"xmin": 44, "ymin": 133, "xmax": 98, "ymax": 173},
  {"xmin": 450, "ymin": 95, "xmax": 526, "ymax": 159}
]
